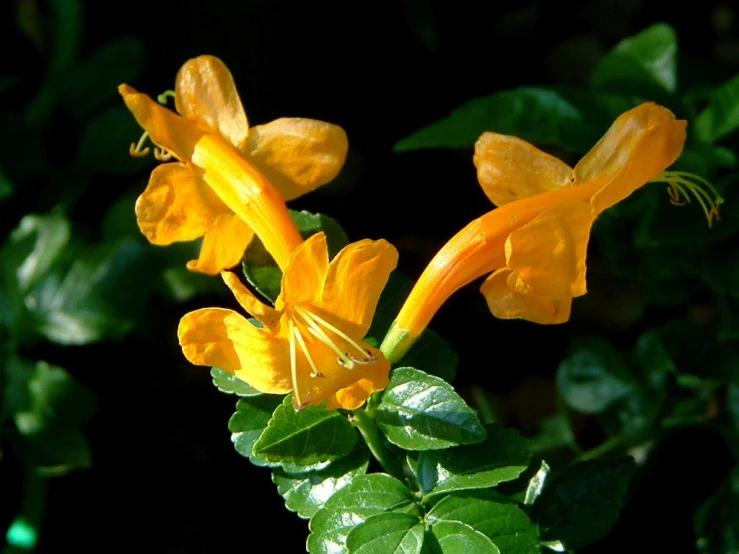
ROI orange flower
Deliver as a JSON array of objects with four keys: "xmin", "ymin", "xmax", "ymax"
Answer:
[
  {"xmin": 120, "ymin": 55, "xmax": 348, "ymax": 274},
  {"xmin": 381, "ymin": 102, "xmax": 688, "ymax": 362},
  {"xmin": 178, "ymin": 233, "xmax": 399, "ymax": 410}
]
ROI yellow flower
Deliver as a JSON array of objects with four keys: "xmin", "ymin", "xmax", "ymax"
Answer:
[
  {"xmin": 381, "ymin": 102, "xmax": 689, "ymax": 362},
  {"xmin": 120, "ymin": 55, "xmax": 349, "ymax": 274},
  {"xmin": 178, "ymin": 232, "xmax": 399, "ymax": 410}
]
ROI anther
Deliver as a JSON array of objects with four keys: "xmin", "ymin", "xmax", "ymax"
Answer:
[
  {"xmin": 153, "ymin": 147, "xmax": 173, "ymax": 161},
  {"xmin": 652, "ymin": 171, "xmax": 724, "ymax": 227},
  {"xmin": 129, "ymin": 132, "xmax": 151, "ymax": 158}
]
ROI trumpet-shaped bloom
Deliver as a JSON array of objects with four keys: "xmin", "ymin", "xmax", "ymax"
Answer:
[
  {"xmin": 381, "ymin": 102, "xmax": 688, "ymax": 362},
  {"xmin": 120, "ymin": 55, "xmax": 349, "ymax": 274},
  {"xmin": 178, "ymin": 232, "xmax": 399, "ymax": 410}
]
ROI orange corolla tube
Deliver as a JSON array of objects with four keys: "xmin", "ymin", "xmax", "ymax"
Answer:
[{"xmin": 381, "ymin": 102, "xmax": 691, "ymax": 363}]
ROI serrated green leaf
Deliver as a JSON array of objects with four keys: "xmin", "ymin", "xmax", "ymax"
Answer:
[
  {"xmin": 211, "ymin": 367, "xmax": 262, "ymax": 396},
  {"xmin": 346, "ymin": 512, "xmax": 424, "ymax": 554},
  {"xmin": 393, "ymin": 88, "xmax": 581, "ymax": 152},
  {"xmin": 272, "ymin": 446, "xmax": 370, "ymax": 519},
  {"xmin": 376, "ymin": 367, "xmax": 485, "ymax": 450},
  {"xmin": 61, "ymin": 36, "xmax": 145, "ymax": 118},
  {"xmin": 75, "ymin": 105, "xmax": 151, "ymax": 174},
  {"xmin": 429, "ymin": 521, "xmax": 500, "ymax": 553},
  {"xmin": 417, "ymin": 424, "xmax": 531, "ymax": 499},
  {"xmin": 253, "ymin": 395, "xmax": 358, "ymax": 467},
  {"xmin": 242, "ymin": 210, "xmax": 349, "ymax": 302},
  {"xmin": 308, "ymin": 473, "xmax": 415, "ymax": 554},
  {"xmin": 557, "ymin": 338, "xmax": 637, "ymax": 414},
  {"xmin": 694, "ymin": 73, "xmax": 739, "ymax": 143},
  {"xmin": 533, "ymin": 457, "xmax": 636, "ymax": 550},
  {"xmin": 228, "ymin": 395, "xmax": 284, "ymax": 466},
  {"xmin": 592, "ymin": 23, "xmax": 677, "ymax": 95},
  {"xmin": 428, "ymin": 490, "xmax": 539, "ymax": 554}
]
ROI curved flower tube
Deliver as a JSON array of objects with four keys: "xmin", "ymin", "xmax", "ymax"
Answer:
[
  {"xmin": 120, "ymin": 55, "xmax": 349, "ymax": 274},
  {"xmin": 381, "ymin": 102, "xmax": 689, "ymax": 363},
  {"xmin": 178, "ymin": 232, "xmax": 399, "ymax": 410}
]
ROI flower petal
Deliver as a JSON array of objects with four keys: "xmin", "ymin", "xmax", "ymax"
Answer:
[
  {"xmin": 175, "ymin": 55, "xmax": 249, "ymax": 150},
  {"xmin": 119, "ymin": 84, "xmax": 205, "ymax": 161},
  {"xmin": 221, "ymin": 271, "xmax": 280, "ymax": 329},
  {"xmin": 574, "ymin": 103, "xmax": 686, "ymax": 213},
  {"xmin": 326, "ymin": 360, "xmax": 391, "ymax": 410},
  {"xmin": 590, "ymin": 117, "xmax": 687, "ymax": 214},
  {"xmin": 318, "ymin": 238, "xmax": 399, "ymax": 339},
  {"xmin": 480, "ymin": 268, "xmax": 572, "ymax": 324},
  {"xmin": 178, "ymin": 308, "xmax": 291, "ymax": 394},
  {"xmin": 187, "ymin": 213, "xmax": 255, "ymax": 275},
  {"xmin": 276, "ymin": 232, "xmax": 329, "ymax": 310},
  {"xmin": 135, "ymin": 162, "xmax": 225, "ymax": 245},
  {"xmin": 505, "ymin": 201, "xmax": 593, "ymax": 299},
  {"xmin": 474, "ymin": 132, "xmax": 574, "ymax": 207},
  {"xmin": 243, "ymin": 118, "xmax": 349, "ymax": 201}
]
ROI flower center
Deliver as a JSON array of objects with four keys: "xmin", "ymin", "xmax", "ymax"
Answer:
[
  {"xmin": 651, "ymin": 171, "xmax": 724, "ymax": 227},
  {"xmin": 286, "ymin": 305, "xmax": 375, "ymax": 410}
]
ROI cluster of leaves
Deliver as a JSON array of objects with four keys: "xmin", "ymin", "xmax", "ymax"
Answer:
[{"xmin": 394, "ymin": 23, "xmax": 739, "ymax": 552}]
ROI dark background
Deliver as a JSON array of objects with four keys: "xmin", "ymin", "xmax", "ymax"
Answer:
[{"xmin": 3, "ymin": 0, "xmax": 738, "ymax": 551}]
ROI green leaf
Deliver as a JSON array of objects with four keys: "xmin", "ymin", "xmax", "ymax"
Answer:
[
  {"xmin": 428, "ymin": 490, "xmax": 539, "ymax": 554},
  {"xmin": 211, "ymin": 367, "xmax": 263, "ymax": 396},
  {"xmin": 429, "ymin": 521, "xmax": 500, "ymax": 553},
  {"xmin": 242, "ymin": 210, "xmax": 349, "ymax": 302},
  {"xmin": 557, "ymin": 338, "xmax": 637, "ymax": 414},
  {"xmin": 524, "ymin": 460, "xmax": 550, "ymax": 506},
  {"xmin": 694, "ymin": 73, "xmax": 739, "ymax": 143},
  {"xmin": 75, "ymin": 105, "xmax": 152, "ymax": 174},
  {"xmin": 0, "ymin": 164, "xmax": 13, "ymax": 201},
  {"xmin": 253, "ymin": 395, "xmax": 358, "ymax": 468},
  {"xmin": 694, "ymin": 470, "xmax": 739, "ymax": 554},
  {"xmin": 272, "ymin": 446, "xmax": 370, "ymax": 519},
  {"xmin": 308, "ymin": 473, "xmax": 415, "ymax": 554},
  {"xmin": 416, "ymin": 424, "xmax": 531, "ymax": 499},
  {"xmin": 228, "ymin": 395, "xmax": 284, "ymax": 466},
  {"xmin": 29, "ymin": 238, "xmax": 156, "ymax": 344},
  {"xmin": 4, "ymin": 357, "xmax": 96, "ymax": 436},
  {"xmin": 61, "ymin": 36, "xmax": 145, "ymax": 118},
  {"xmin": 393, "ymin": 87, "xmax": 582, "ymax": 152},
  {"xmin": 346, "ymin": 512, "xmax": 424, "ymax": 554},
  {"xmin": 592, "ymin": 23, "xmax": 678, "ymax": 96},
  {"xmin": 16, "ymin": 427, "xmax": 92, "ymax": 474},
  {"xmin": 376, "ymin": 367, "xmax": 485, "ymax": 450},
  {"xmin": 533, "ymin": 456, "xmax": 636, "ymax": 550}
]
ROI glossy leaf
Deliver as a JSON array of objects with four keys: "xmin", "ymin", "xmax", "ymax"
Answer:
[
  {"xmin": 533, "ymin": 456, "xmax": 636, "ymax": 549},
  {"xmin": 308, "ymin": 473, "xmax": 415, "ymax": 554},
  {"xmin": 272, "ymin": 446, "xmax": 370, "ymax": 519},
  {"xmin": 242, "ymin": 210, "xmax": 349, "ymax": 302},
  {"xmin": 694, "ymin": 73, "xmax": 739, "ymax": 143},
  {"xmin": 211, "ymin": 367, "xmax": 262, "ymax": 396},
  {"xmin": 429, "ymin": 521, "xmax": 500, "ymax": 553},
  {"xmin": 228, "ymin": 394, "xmax": 283, "ymax": 466},
  {"xmin": 416, "ymin": 425, "xmax": 531, "ymax": 499},
  {"xmin": 592, "ymin": 23, "xmax": 677, "ymax": 95},
  {"xmin": 346, "ymin": 512, "xmax": 424, "ymax": 554},
  {"xmin": 253, "ymin": 395, "xmax": 358, "ymax": 467},
  {"xmin": 393, "ymin": 88, "xmax": 581, "ymax": 152},
  {"xmin": 427, "ymin": 490, "xmax": 539, "ymax": 554},
  {"xmin": 524, "ymin": 460, "xmax": 551, "ymax": 506},
  {"xmin": 557, "ymin": 338, "xmax": 637, "ymax": 414},
  {"xmin": 376, "ymin": 367, "xmax": 485, "ymax": 450}
]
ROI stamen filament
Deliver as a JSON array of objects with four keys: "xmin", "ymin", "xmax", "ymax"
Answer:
[
  {"xmin": 295, "ymin": 309, "xmax": 355, "ymax": 369},
  {"xmin": 129, "ymin": 132, "xmax": 151, "ymax": 158},
  {"xmin": 294, "ymin": 306, "xmax": 371, "ymax": 359},
  {"xmin": 293, "ymin": 325, "xmax": 324, "ymax": 378},
  {"xmin": 153, "ymin": 147, "xmax": 173, "ymax": 161},
  {"xmin": 288, "ymin": 319, "xmax": 304, "ymax": 409},
  {"xmin": 651, "ymin": 171, "xmax": 724, "ymax": 227}
]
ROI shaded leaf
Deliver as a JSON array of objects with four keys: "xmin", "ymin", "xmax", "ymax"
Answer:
[
  {"xmin": 694, "ymin": 73, "xmax": 739, "ymax": 143},
  {"xmin": 533, "ymin": 457, "xmax": 636, "ymax": 550},
  {"xmin": 211, "ymin": 367, "xmax": 262, "ymax": 396},
  {"xmin": 376, "ymin": 367, "xmax": 485, "ymax": 450}
]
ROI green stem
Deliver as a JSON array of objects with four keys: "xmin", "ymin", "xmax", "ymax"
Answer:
[
  {"xmin": 4, "ymin": 469, "xmax": 46, "ymax": 553},
  {"xmin": 577, "ymin": 436, "xmax": 624, "ymax": 461},
  {"xmin": 351, "ymin": 407, "xmax": 405, "ymax": 481}
]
